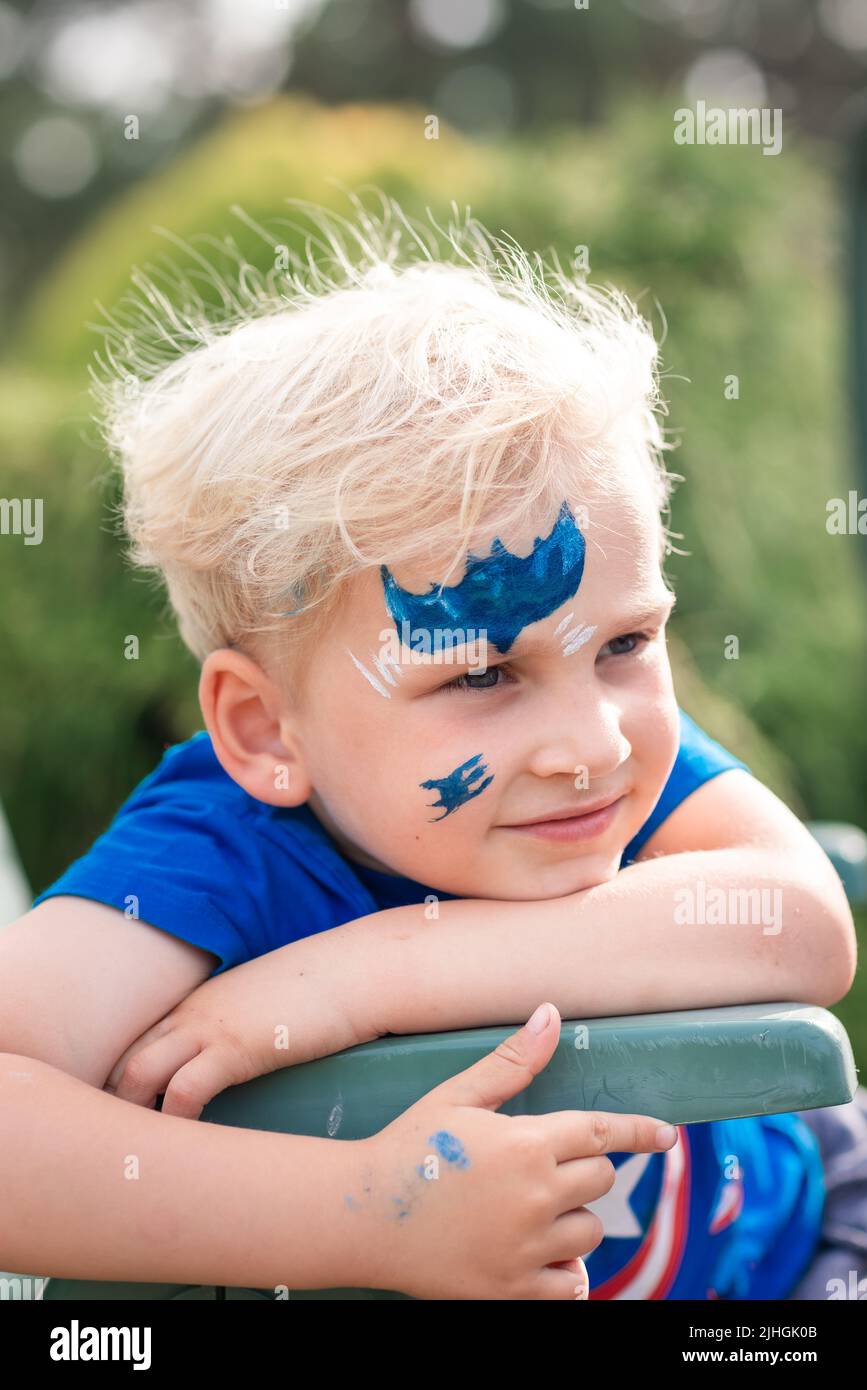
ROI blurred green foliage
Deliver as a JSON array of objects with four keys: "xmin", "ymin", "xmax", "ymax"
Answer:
[{"xmin": 0, "ymin": 94, "xmax": 864, "ymax": 1059}]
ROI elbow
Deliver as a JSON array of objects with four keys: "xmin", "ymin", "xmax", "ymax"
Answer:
[
  {"xmin": 782, "ymin": 863, "xmax": 858, "ymax": 1008},
  {"xmin": 815, "ymin": 928, "xmax": 858, "ymax": 1009},
  {"xmin": 807, "ymin": 946, "xmax": 858, "ymax": 1010}
]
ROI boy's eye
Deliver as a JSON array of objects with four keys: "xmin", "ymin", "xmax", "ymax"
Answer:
[
  {"xmin": 440, "ymin": 666, "xmax": 507, "ymax": 694},
  {"xmin": 603, "ymin": 632, "xmax": 649, "ymax": 657},
  {"xmin": 437, "ymin": 631, "xmax": 655, "ymax": 694}
]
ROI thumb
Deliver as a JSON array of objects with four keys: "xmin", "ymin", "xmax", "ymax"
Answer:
[{"xmin": 435, "ymin": 1003, "xmax": 561, "ymax": 1112}]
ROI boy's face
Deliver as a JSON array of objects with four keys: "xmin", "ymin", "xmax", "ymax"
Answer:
[{"xmin": 290, "ymin": 460, "xmax": 679, "ymax": 900}]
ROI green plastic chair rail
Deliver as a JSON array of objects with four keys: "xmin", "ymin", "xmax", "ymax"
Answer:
[{"xmin": 39, "ymin": 1001, "xmax": 857, "ymax": 1301}]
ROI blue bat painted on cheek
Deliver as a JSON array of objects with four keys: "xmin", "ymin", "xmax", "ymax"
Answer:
[
  {"xmin": 420, "ymin": 752, "xmax": 493, "ymax": 821},
  {"xmin": 380, "ymin": 499, "xmax": 586, "ymax": 655}
]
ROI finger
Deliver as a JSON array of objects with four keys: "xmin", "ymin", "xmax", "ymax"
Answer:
[
  {"xmin": 105, "ymin": 1045, "xmax": 145, "ymax": 1094},
  {"xmin": 105, "ymin": 1016, "xmax": 175, "ymax": 1092},
  {"xmin": 532, "ymin": 1259, "xmax": 591, "ymax": 1301},
  {"xmin": 114, "ymin": 1033, "xmax": 202, "ymax": 1108},
  {"xmin": 544, "ymin": 1209, "xmax": 605, "ymax": 1266},
  {"xmin": 431, "ymin": 1004, "xmax": 561, "ymax": 1113},
  {"xmin": 530, "ymin": 1110, "xmax": 679, "ymax": 1163},
  {"xmin": 547, "ymin": 1257, "xmax": 590, "ymax": 1300},
  {"xmin": 160, "ymin": 1046, "xmax": 247, "ymax": 1120},
  {"xmin": 551, "ymin": 1154, "xmax": 616, "ymax": 1215}
]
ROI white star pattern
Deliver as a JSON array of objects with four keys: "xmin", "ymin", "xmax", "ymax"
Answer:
[{"xmin": 585, "ymin": 1151, "xmax": 653, "ymax": 1237}]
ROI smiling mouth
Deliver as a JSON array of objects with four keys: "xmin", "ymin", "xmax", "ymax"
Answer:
[{"xmin": 501, "ymin": 794, "xmax": 626, "ymax": 843}]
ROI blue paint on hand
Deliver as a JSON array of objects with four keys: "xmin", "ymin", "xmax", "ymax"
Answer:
[
  {"xmin": 391, "ymin": 1195, "xmax": 413, "ymax": 1220},
  {"xmin": 428, "ymin": 1130, "xmax": 470, "ymax": 1169},
  {"xmin": 380, "ymin": 500, "xmax": 586, "ymax": 654},
  {"xmin": 420, "ymin": 752, "xmax": 493, "ymax": 821}
]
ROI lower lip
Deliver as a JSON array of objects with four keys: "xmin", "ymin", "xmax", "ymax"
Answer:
[{"xmin": 505, "ymin": 797, "xmax": 625, "ymax": 843}]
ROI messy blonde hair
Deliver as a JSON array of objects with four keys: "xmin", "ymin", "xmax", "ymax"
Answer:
[{"xmin": 93, "ymin": 189, "xmax": 675, "ymax": 673}]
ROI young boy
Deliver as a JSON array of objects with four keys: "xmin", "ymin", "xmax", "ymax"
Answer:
[{"xmin": 1, "ymin": 199, "xmax": 862, "ymax": 1300}]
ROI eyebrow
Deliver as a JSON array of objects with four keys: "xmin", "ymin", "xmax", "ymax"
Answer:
[
  {"xmin": 613, "ymin": 588, "xmax": 677, "ymax": 630},
  {"xmin": 395, "ymin": 590, "xmax": 676, "ymax": 676},
  {"xmin": 504, "ymin": 589, "xmax": 677, "ymax": 661}
]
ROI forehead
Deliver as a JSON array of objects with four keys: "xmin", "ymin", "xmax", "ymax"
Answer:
[
  {"xmin": 345, "ymin": 475, "xmax": 666, "ymax": 635},
  {"xmin": 402, "ymin": 459, "xmax": 660, "ymax": 578}
]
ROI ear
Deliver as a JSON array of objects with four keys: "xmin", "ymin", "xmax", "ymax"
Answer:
[{"xmin": 198, "ymin": 648, "xmax": 311, "ymax": 807}]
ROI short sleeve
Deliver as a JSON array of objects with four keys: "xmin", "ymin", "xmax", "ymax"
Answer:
[
  {"xmin": 621, "ymin": 709, "xmax": 750, "ymax": 865},
  {"xmin": 30, "ymin": 733, "xmax": 374, "ymax": 974}
]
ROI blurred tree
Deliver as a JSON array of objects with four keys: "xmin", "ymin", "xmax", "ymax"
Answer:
[{"xmin": 4, "ymin": 0, "xmax": 867, "ymax": 327}]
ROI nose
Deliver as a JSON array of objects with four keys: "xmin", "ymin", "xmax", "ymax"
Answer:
[{"xmin": 526, "ymin": 691, "xmax": 632, "ymax": 784}]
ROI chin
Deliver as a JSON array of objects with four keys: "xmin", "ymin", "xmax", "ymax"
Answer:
[
  {"xmin": 561, "ymin": 853, "xmax": 622, "ymax": 893},
  {"xmin": 412, "ymin": 840, "xmax": 627, "ymax": 902},
  {"xmin": 500, "ymin": 849, "xmax": 623, "ymax": 901}
]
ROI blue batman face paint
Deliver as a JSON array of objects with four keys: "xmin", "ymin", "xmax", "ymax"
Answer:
[
  {"xmin": 380, "ymin": 499, "xmax": 586, "ymax": 655},
  {"xmin": 420, "ymin": 752, "xmax": 493, "ymax": 821}
]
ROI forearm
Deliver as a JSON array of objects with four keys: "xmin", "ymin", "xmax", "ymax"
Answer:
[
  {"xmin": 0, "ymin": 1052, "xmax": 376, "ymax": 1289},
  {"xmin": 371, "ymin": 848, "xmax": 853, "ymax": 1032}
]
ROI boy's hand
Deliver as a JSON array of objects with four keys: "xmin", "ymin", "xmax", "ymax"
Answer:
[
  {"xmin": 104, "ymin": 937, "xmax": 377, "ymax": 1118},
  {"xmin": 356, "ymin": 1002, "xmax": 678, "ymax": 1300}
]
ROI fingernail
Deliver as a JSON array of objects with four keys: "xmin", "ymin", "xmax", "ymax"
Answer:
[
  {"xmin": 527, "ymin": 1003, "xmax": 551, "ymax": 1034},
  {"xmin": 655, "ymin": 1124, "xmax": 677, "ymax": 1147},
  {"xmin": 574, "ymin": 1282, "xmax": 589, "ymax": 1300}
]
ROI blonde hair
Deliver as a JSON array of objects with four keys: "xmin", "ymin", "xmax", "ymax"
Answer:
[{"xmin": 93, "ymin": 190, "xmax": 675, "ymax": 671}]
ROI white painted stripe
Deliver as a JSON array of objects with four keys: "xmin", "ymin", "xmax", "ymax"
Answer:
[
  {"xmin": 372, "ymin": 652, "xmax": 399, "ymax": 687},
  {"xmin": 347, "ymin": 649, "xmax": 391, "ymax": 699},
  {"xmin": 563, "ymin": 623, "xmax": 597, "ymax": 656}
]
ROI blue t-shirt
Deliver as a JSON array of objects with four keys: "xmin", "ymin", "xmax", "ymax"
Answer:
[{"xmin": 32, "ymin": 707, "xmax": 824, "ymax": 1300}]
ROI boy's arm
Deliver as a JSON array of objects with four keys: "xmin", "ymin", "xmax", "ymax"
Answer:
[
  {"xmin": 0, "ymin": 1050, "xmax": 375, "ymax": 1289},
  {"xmin": 0, "ymin": 897, "xmax": 373, "ymax": 1288},
  {"xmin": 382, "ymin": 770, "xmax": 857, "ymax": 1032},
  {"xmin": 111, "ymin": 768, "xmax": 857, "ymax": 1121},
  {"xmin": 0, "ymin": 897, "xmax": 217, "ymax": 1087}
]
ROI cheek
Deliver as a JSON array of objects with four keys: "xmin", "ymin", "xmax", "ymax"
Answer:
[
  {"xmin": 302, "ymin": 677, "xmax": 392, "ymax": 794},
  {"xmin": 409, "ymin": 695, "xmax": 521, "ymax": 830},
  {"xmin": 308, "ymin": 684, "xmax": 500, "ymax": 832},
  {"xmin": 621, "ymin": 651, "xmax": 678, "ymax": 766},
  {"xmin": 634, "ymin": 695, "xmax": 679, "ymax": 782},
  {"xmin": 640, "ymin": 641, "xmax": 676, "ymax": 708},
  {"xmin": 417, "ymin": 748, "xmax": 495, "ymax": 823}
]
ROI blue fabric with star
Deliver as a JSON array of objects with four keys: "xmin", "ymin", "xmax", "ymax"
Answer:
[{"xmin": 31, "ymin": 707, "xmax": 825, "ymax": 1299}]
